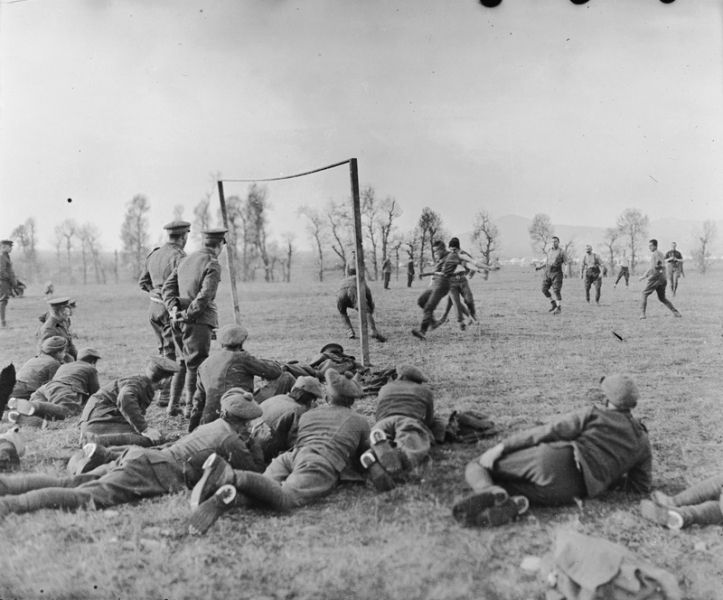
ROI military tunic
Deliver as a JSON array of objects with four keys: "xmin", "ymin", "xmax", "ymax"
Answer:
[
  {"xmin": 139, "ymin": 242, "xmax": 187, "ymax": 360},
  {"xmin": 11, "ymin": 355, "xmax": 63, "ymax": 399},
  {"xmin": 162, "ymin": 247, "xmax": 222, "ymax": 369},
  {"xmin": 36, "ymin": 315, "xmax": 77, "ymax": 361},
  {"xmin": 254, "ymin": 393, "xmax": 313, "ymax": 462},
  {"xmin": 79, "ymin": 375, "xmax": 155, "ymax": 437},
  {"xmin": 0, "ymin": 250, "xmax": 16, "ymax": 313},
  {"xmin": 29, "ymin": 361, "xmax": 100, "ymax": 419}
]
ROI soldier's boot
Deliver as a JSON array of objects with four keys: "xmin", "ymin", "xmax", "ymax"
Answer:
[
  {"xmin": 233, "ymin": 470, "xmax": 291, "ymax": 512},
  {"xmin": 639, "ymin": 499, "xmax": 721, "ymax": 530},
  {"xmin": 360, "ymin": 450, "xmax": 395, "ymax": 492},
  {"xmin": 166, "ymin": 363, "xmax": 187, "ymax": 417},
  {"xmin": 660, "ymin": 474, "xmax": 723, "ymax": 507},
  {"xmin": 188, "ymin": 484, "xmax": 238, "ymax": 535},
  {"xmin": 181, "ymin": 369, "xmax": 198, "ymax": 419},
  {"xmin": 0, "ymin": 488, "xmax": 89, "ymax": 517},
  {"xmin": 370, "ymin": 429, "xmax": 404, "ymax": 476},
  {"xmin": 157, "ymin": 378, "xmax": 172, "ymax": 408},
  {"xmin": 16, "ymin": 400, "xmax": 68, "ymax": 421},
  {"xmin": 67, "ymin": 443, "xmax": 115, "ymax": 476},
  {"xmin": 83, "ymin": 432, "xmax": 153, "ymax": 448},
  {"xmin": 190, "ymin": 453, "xmax": 238, "ymax": 509}
]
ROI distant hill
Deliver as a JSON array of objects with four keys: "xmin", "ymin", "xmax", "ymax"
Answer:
[{"xmin": 461, "ymin": 215, "xmax": 723, "ymax": 260}]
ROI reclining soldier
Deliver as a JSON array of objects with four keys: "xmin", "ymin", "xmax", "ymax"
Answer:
[
  {"xmin": 0, "ymin": 389, "xmax": 264, "ymax": 519},
  {"xmin": 185, "ymin": 369, "xmax": 370, "ymax": 535},
  {"xmin": 361, "ymin": 364, "xmax": 440, "ymax": 491},
  {"xmin": 452, "ymin": 374, "xmax": 652, "ymax": 528},
  {"xmin": 8, "ymin": 347, "xmax": 101, "ymax": 422},
  {"xmin": 8, "ymin": 336, "xmax": 68, "ymax": 401},
  {"xmin": 188, "ymin": 324, "xmax": 294, "ymax": 431},
  {"xmin": 79, "ymin": 357, "xmax": 179, "ymax": 447}
]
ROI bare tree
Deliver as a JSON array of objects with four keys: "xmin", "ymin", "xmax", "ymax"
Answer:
[
  {"xmin": 417, "ymin": 207, "xmax": 444, "ymax": 275},
  {"xmin": 563, "ymin": 238, "xmax": 576, "ymax": 278},
  {"xmin": 361, "ymin": 185, "xmax": 381, "ymax": 279},
  {"xmin": 79, "ymin": 223, "xmax": 103, "ymax": 284},
  {"xmin": 193, "ymin": 195, "xmax": 212, "ymax": 243},
  {"xmin": 173, "ymin": 204, "xmax": 185, "ymax": 221},
  {"xmin": 691, "ymin": 220, "xmax": 718, "ymax": 273},
  {"xmin": 602, "ymin": 227, "xmax": 621, "ymax": 275},
  {"xmin": 280, "ymin": 231, "xmax": 295, "ymax": 283},
  {"xmin": 378, "ymin": 196, "xmax": 402, "ymax": 267},
  {"xmin": 10, "ymin": 217, "xmax": 39, "ymax": 283},
  {"xmin": 298, "ymin": 205, "xmax": 327, "ymax": 282},
  {"xmin": 53, "ymin": 228, "xmax": 63, "ymax": 281},
  {"xmin": 616, "ymin": 208, "xmax": 649, "ymax": 274},
  {"xmin": 247, "ymin": 184, "xmax": 273, "ymax": 282},
  {"xmin": 326, "ymin": 198, "xmax": 353, "ymax": 267},
  {"xmin": 405, "ymin": 228, "xmax": 421, "ymax": 277},
  {"xmin": 390, "ymin": 234, "xmax": 404, "ymax": 280},
  {"xmin": 120, "ymin": 194, "xmax": 151, "ymax": 280},
  {"xmin": 528, "ymin": 213, "xmax": 554, "ymax": 256},
  {"xmin": 55, "ymin": 219, "xmax": 77, "ymax": 283},
  {"xmin": 471, "ymin": 210, "xmax": 501, "ymax": 280}
]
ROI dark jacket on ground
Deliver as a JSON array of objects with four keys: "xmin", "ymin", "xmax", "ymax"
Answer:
[
  {"xmin": 11, "ymin": 354, "xmax": 63, "ymax": 398},
  {"xmin": 374, "ymin": 380, "xmax": 435, "ymax": 429},
  {"xmin": 80, "ymin": 375, "xmax": 155, "ymax": 435}
]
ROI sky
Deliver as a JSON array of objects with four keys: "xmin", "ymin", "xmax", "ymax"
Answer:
[{"xmin": 1, "ymin": 0, "xmax": 722, "ymax": 252}]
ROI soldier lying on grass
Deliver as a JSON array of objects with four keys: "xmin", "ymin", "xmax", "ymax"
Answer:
[
  {"xmin": 8, "ymin": 336, "xmax": 68, "ymax": 402},
  {"xmin": 452, "ymin": 374, "xmax": 652, "ymax": 528},
  {"xmin": 0, "ymin": 389, "xmax": 264, "ymax": 519},
  {"xmin": 640, "ymin": 474, "xmax": 723, "ymax": 530},
  {"xmin": 185, "ymin": 368, "xmax": 370, "ymax": 535}
]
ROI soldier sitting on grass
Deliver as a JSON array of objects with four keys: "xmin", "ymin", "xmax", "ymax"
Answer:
[
  {"xmin": 361, "ymin": 364, "xmax": 440, "ymax": 491},
  {"xmin": 8, "ymin": 348, "xmax": 101, "ymax": 422},
  {"xmin": 0, "ymin": 389, "xmax": 264, "ymax": 519},
  {"xmin": 36, "ymin": 297, "xmax": 78, "ymax": 362},
  {"xmin": 79, "ymin": 357, "xmax": 179, "ymax": 448},
  {"xmin": 8, "ymin": 337, "xmax": 68, "ymax": 403},
  {"xmin": 452, "ymin": 374, "xmax": 652, "ymax": 528},
  {"xmin": 640, "ymin": 474, "xmax": 723, "ymax": 530},
  {"xmin": 187, "ymin": 323, "xmax": 295, "ymax": 430},
  {"xmin": 185, "ymin": 369, "xmax": 370, "ymax": 535}
]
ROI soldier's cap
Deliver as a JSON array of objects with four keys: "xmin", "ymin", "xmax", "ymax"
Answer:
[
  {"xmin": 325, "ymin": 369, "xmax": 362, "ymax": 399},
  {"xmin": 600, "ymin": 374, "xmax": 639, "ymax": 410},
  {"xmin": 146, "ymin": 356, "xmax": 180, "ymax": 377},
  {"xmin": 448, "ymin": 237, "xmax": 461, "ymax": 249},
  {"xmin": 47, "ymin": 296, "xmax": 71, "ymax": 308},
  {"xmin": 68, "ymin": 298, "xmax": 77, "ymax": 307},
  {"xmin": 220, "ymin": 388, "xmax": 262, "ymax": 420},
  {"xmin": 292, "ymin": 376, "xmax": 325, "ymax": 399},
  {"xmin": 0, "ymin": 426, "xmax": 25, "ymax": 459},
  {"xmin": 320, "ymin": 342, "xmax": 344, "ymax": 355},
  {"xmin": 164, "ymin": 220, "xmax": 191, "ymax": 234},
  {"xmin": 0, "ymin": 239, "xmax": 13, "ymax": 246},
  {"xmin": 78, "ymin": 347, "xmax": 101, "ymax": 361},
  {"xmin": 218, "ymin": 323, "xmax": 249, "ymax": 347},
  {"xmin": 397, "ymin": 364, "xmax": 428, "ymax": 384},
  {"xmin": 202, "ymin": 228, "xmax": 228, "ymax": 242},
  {"xmin": 41, "ymin": 336, "xmax": 68, "ymax": 353}
]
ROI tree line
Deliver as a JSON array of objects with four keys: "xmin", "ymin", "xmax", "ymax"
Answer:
[{"xmin": 528, "ymin": 208, "xmax": 719, "ymax": 274}]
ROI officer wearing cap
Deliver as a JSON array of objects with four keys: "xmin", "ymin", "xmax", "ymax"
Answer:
[
  {"xmin": 8, "ymin": 337, "xmax": 68, "ymax": 401},
  {"xmin": 13, "ymin": 347, "xmax": 102, "ymax": 422},
  {"xmin": 36, "ymin": 297, "xmax": 78, "ymax": 362},
  {"xmin": 452, "ymin": 374, "xmax": 652, "ymax": 528},
  {"xmin": 362, "ymin": 364, "xmax": 438, "ymax": 491},
  {"xmin": 185, "ymin": 369, "xmax": 371, "ymax": 534},
  {"xmin": 139, "ymin": 220, "xmax": 191, "ymax": 410},
  {"xmin": 0, "ymin": 388, "xmax": 265, "ymax": 520},
  {"xmin": 0, "ymin": 239, "xmax": 16, "ymax": 328},
  {"xmin": 188, "ymin": 323, "xmax": 290, "ymax": 432},
  {"xmin": 252, "ymin": 375, "xmax": 325, "ymax": 462},
  {"xmin": 163, "ymin": 228, "xmax": 228, "ymax": 418},
  {"xmin": 79, "ymin": 356, "xmax": 179, "ymax": 447}
]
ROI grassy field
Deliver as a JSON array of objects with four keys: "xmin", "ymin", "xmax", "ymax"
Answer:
[{"xmin": 0, "ymin": 266, "xmax": 721, "ymax": 600}]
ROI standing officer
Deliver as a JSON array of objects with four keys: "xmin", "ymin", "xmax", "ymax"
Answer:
[
  {"xmin": 0, "ymin": 239, "xmax": 17, "ymax": 328},
  {"xmin": 535, "ymin": 236, "xmax": 569, "ymax": 315},
  {"xmin": 580, "ymin": 245, "xmax": 604, "ymax": 305},
  {"xmin": 138, "ymin": 220, "xmax": 191, "ymax": 409},
  {"xmin": 163, "ymin": 228, "xmax": 228, "ymax": 418},
  {"xmin": 664, "ymin": 242, "xmax": 684, "ymax": 296}
]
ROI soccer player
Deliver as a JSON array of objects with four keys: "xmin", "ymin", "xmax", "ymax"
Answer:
[
  {"xmin": 535, "ymin": 237, "xmax": 569, "ymax": 315},
  {"xmin": 639, "ymin": 239, "xmax": 681, "ymax": 319}
]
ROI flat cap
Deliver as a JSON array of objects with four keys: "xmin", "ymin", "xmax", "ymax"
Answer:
[
  {"xmin": 164, "ymin": 220, "xmax": 191, "ymax": 233},
  {"xmin": 0, "ymin": 239, "xmax": 13, "ymax": 245},
  {"xmin": 147, "ymin": 356, "xmax": 180, "ymax": 377},
  {"xmin": 325, "ymin": 369, "xmax": 362, "ymax": 399},
  {"xmin": 41, "ymin": 336, "xmax": 68, "ymax": 353},
  {"xmin": 220, "ymin": 388, "xmax": 263, "ymax": 420},
  {"xmin": 448, "ymin": 237, "xmax": 460, "ymax": 249},
  {"xmin": 218, "ymin": 323, "xmax": 249, "ymax": 347},
  {"xmin": 320, "ymin": 342, "xmax": 344, "ymax": 355},
  {"xmin": 77, "ymin": 347, "xmax": 101, "ymax": 361},
  {"xmin": 47, "ymin": 296, "xmax": 71, "ymax": 307},
  {"xmin": 202, "ymin": 228, "xmax": 228, "ymax": 242},
  {"xmin": 292, "ymin": 376, "xmax": 325, "ymax": 399},
  {"xmin": 601, "ymin": 374, "xmax": 639, "ymax": 410},
  {"xmin": 397, "ymin": 364, "xmax": 428, "ymax": 384}
]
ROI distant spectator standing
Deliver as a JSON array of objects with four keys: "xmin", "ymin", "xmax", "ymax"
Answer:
[
  {"xmin": 613, "ymin": 249, "xmax": 630, "ymax": 289},
  {"xmin": 580, "ymin": 245, "xmax": 604, "ymax": 305},
  {"xmin": 535, "ymin": 236, "xmax": 569, "ymax": 315},
  {"xmin": 664, "ymin": 242, "xmax": 684, "ymax": 297},
  {"xmin": 382, "ymin": 258, "xmax": 392, "ymax": 290},
  {"xmin": 138, "ymin": 220, "xmax": 191, "ymax": 410},
  {"xmin": 0, "ymin": 239, "xmax": 17, "ymax": 328},
  {"xmin": 639, "ymin": 239, "xmax": 681, "ymax": 320},
  {"xmin": 406, "ymin": 257, "xmax": 415, "ymax": 287}
]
